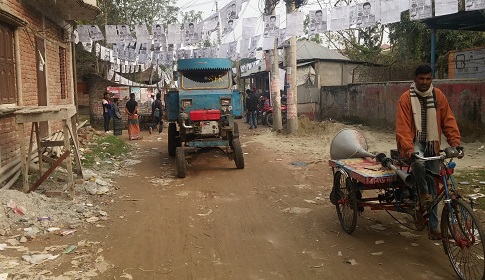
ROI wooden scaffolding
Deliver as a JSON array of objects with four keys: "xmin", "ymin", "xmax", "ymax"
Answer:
[{"xmin": 14, "ymin": 105, "xmax": 83, "ymax": 196}]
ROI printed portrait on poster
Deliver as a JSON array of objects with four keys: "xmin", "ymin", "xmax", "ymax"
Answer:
[
  {"xmin": 263, "ymin": 15, "xmax": 280, "ymax": 38},
  {"xmin": 309, "ymin": 10, "xmax": 327, "ymax": 35}
]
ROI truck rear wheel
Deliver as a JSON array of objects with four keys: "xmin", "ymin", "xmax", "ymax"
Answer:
[
  {"xmin": 168, "ymin": 123, "xmax": 177, "ymax": 156},
  {"xmin": 176, "ymin": 147, "xmax": 186, "ymax": 178},
  {"xmin": 232, "ymin": 139, "xmax": 244, "ymax": 169}
]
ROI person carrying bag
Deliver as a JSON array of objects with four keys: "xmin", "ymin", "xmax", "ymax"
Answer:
[{"xmin": 149, "ymin": 93, "xmax": 163, "ymax": 134}]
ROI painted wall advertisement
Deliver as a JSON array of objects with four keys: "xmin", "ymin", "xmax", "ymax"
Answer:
[{"xmin": 448, "ymin": 47, "xmax": 485, "ymax": 79}]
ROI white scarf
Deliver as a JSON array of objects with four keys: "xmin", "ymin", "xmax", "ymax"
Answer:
[{"xmin": 410, "ymin": 82, "xmax": 439, "ymax": 152}]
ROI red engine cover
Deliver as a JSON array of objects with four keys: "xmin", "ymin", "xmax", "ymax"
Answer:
[{"xmin": 190, "ymin": 109, "xmax": 221, "ymax": 121}]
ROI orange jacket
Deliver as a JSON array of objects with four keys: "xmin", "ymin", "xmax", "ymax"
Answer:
[{"xmin": 396, "ymin": 87, "xmax": 461, "ymax": 158}]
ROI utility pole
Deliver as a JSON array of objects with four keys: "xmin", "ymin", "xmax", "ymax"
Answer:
[
  {"xmin": 215, "ymin": 0, "xmax": 221, "ymax": 45},
  {"xmin": 265, "ymin": 0, "xmax": 282, "ymax": 131},
  {"xmin": 285, "ymin": 0, "xmax": 298, "ymax": 133}
]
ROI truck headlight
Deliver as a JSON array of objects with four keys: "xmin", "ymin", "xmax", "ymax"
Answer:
[
  {"xmin": 220, "ymin": 98, "xmax": 231, "ymax": 106},
  {"xmin": 181, "ymin": 99, "xmax": 192, "ymax": 107}
]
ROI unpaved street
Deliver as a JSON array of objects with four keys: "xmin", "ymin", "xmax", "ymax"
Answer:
[
  {"xmin": 94, "ymin": 119, "xmax": 469, "ymax": 280},
  {"xmin": 2, "ymin": 119, "xmax": 484, "ymax": 279}
]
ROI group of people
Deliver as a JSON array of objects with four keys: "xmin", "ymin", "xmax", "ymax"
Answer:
[{"xmin": 101, "ymin": 92, "xmax": 164, "ymax": 140}]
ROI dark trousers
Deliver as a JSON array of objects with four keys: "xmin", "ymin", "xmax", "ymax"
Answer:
[
  {"xmin": 150, "ymin": 116, "xmax": 162, "ymax": 133},
  {"xmin": 103, "ymin": 113, "xmax": 111, "ymax": 132}
]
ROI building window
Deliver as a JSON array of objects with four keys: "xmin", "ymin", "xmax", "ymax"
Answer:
[
  {"xmin": 0, "ymin": 22, "xmax": 16, "ymax": 105},
  {"xmin": 59, "ymin": 46, "xmax": 67, "ymax": 99}
]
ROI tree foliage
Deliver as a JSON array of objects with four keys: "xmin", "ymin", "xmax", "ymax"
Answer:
[{"xmin": 389, "ymin": 11, "xmax": 485, "ymax": 63}]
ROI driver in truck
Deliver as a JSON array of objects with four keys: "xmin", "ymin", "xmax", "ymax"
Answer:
[{"xmin": 396, "ymin": 64, "xmax": 462, "ymax": 240}]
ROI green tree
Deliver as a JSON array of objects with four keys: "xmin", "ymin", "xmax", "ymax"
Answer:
[{"xmin": 387, "ymin": 11, "xmax": 485, "ymax": 77}]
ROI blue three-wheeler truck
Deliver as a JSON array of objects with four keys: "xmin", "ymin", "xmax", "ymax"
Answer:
[{"xmin": 165, "ymin": 58, "xmax": 245, "ymax": 178}]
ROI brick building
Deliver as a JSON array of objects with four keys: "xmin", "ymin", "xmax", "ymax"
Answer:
[{"xmin": 0, "ymin": 1, "xmax": 99, "ymax": 166}]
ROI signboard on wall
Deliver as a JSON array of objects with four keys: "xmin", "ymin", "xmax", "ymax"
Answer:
[
  {"xmin": 107, "ymin": 86, "xmax": 130, "ymax": 101},
  {"xmin": 448, "ymin": 47, "xmax": 485, "ymax": 79}
]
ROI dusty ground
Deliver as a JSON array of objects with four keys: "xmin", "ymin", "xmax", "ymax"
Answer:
[{"xmin": 1, "ymin": 117, "xmax": 485, "ymax": 279}]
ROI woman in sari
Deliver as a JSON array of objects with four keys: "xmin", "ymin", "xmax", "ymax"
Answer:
[
  {"xmin": 125, "ymin": 93, "xmax": 143, "ymax": 140},
  {"xmin": 112, "ymin": 98, "xmax": 122, "ymax": 136}
]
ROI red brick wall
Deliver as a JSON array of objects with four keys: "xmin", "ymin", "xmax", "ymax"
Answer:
[
  {"xmin": 0, "ymin": 117, "xmax": 20, "ymax": 165},
  {"xmin": 0, "ymin": 1, "xmax": 75, "ymax": 165}
]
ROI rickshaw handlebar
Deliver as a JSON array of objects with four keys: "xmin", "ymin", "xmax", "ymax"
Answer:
[{"xmin": 412, "ymin": 146, "xmax": 464, "ymax": 161}]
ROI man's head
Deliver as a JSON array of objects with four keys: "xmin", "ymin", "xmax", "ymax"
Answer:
[
  {"xmin": 363, "ymin": 2, "xmax": 372, "ymax": 15},
  {"xmin": 122, "ymin": 25, "xmax": 127, "ymax": 31},
  {"xmin": 188, "ymin": 22, "xmax": 195, "ymax": 31},
  {"xmin": 315, "ymin": 10, "xmax": 323, "ymax": 20},
  {"xmin": 270, "ymin": 15, "xmax": 276, "ymax": 22},
  {"xmin": 104, "ymin": 92, "xmax": 109, "ymax": 99},
  {"xmin": 156, "ymin": 24, "xmax": 161, "ymax": 30},
  {"xmin": 414, "ymin": 64, "xmax": 433, "ymax": 92},
  {"xmin": 228, "ymin": 19, "xmax": 234, "ymax": 27},
  {"xmin": 130, "ymin": 93, "xmax": 135, "ymax": 99}
]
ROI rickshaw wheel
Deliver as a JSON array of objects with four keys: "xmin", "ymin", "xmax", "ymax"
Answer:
[
  {"xmin": 176, "ymin": 147, "xmax": 186, "ymax": 178},
  {"xmin": 334, "ymin": 170, "xmax": 358, "ymax": 234},
  {"xmin": 441, "ymin": 199, "xmax": 485, "ymax": 280}
]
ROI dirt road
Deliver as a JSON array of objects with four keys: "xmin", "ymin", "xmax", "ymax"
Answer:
[{"xmin": 89, "ymin": 120, "xmax": 462, "ymax": 280}]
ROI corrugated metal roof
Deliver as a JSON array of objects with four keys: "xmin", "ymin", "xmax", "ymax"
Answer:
[{"xmin": 296, "ymin": 40, "xmax": 350, "ymax": 61}]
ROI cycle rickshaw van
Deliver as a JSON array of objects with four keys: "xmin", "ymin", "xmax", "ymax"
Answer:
[
  {"xmin": 328, "ymin": 129, "xmax": 485, "ymax": 280},
  {"xmin": 165, "ymin": 58, "xmax": 244, "ymax": 178}
]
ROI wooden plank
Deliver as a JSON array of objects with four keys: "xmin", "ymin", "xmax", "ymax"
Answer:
[
  {"xmin": 35, "ymin": 122, "xmax": 43, "ymax": 175},
  {"xmin": 63, "ymin": 119, "xmax": 74, "ymax": 197},
  {"xmin": 40, "ymin": 140, "xmax": 74, "ymax": 147},
  {"xmin": 70, "ymin": 115, "xmax": 83, "ymax": 177},
  {"xmin": 41, "ymin": 155, "xmax": 67, "ymax": 169},
  {"xmin": 15, "ymin": 105, "xmax": 77, "ymax": 123},
  {"xmin": 28, "ymin": 150, "xmax": 70, "ymax": 193},
  {"xmin": 17, "ymin": 123, "xmax": 28, "ymax": 192},
  {"xmin": 27, "ymin": 124, "xmax": 34, "ymax": 178}
]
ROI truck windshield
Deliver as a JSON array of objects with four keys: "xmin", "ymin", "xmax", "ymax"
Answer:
[{"xmin": 182, "ymin": 70, "xmax": 230, "ymax": 89}]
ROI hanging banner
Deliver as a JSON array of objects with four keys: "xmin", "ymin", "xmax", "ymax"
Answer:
[
  {"xmin": 134, "ymin": 24, "xmax": 150, "ymax": 42},
  {"xmin": 239, "ymin": 39, "xmax": 250, "ymax": 59},
  {"xmin": 465, "ymin": 0, "xmax": 485, "ymax": 10},
  {"xmin": 286, "ymin": 11, "xmax": 305, "ymax": 36},
  {"xmin": 262, "ymin": 36, "xmax": 275, "ymax": 51},
  {"xmin": 242, "ymin": 17, "xmax": 258, "ymax": 39},
  {"xmin": 117, "ymin": 25, "xmax": 134, "ymax": 43},
  {"xmin": 183, "ymin": 22, "xmax": 202, "ymax": 45},
  {"xmin": 329, "ymin": 6, "xmax": 350, "ymax": 31},
  {"xmin": 435, "ymin": 0, "xmax": 458, "ymax": 16},
  {"xmin": 248, "ymin": 35, "xmax": 261, "ymax": 57},
  {"xmin": 409, "ymin": 0, "xmax": 432, "ymax": 21},
  {"xmin": 263, "ymin": 15, "xmax": 280, "ymax": 38},
  {"xmin": 105, "ymin": 25, "xmax": 119, "ymax": 44},
  {"xmin": 308, "ymin": 10, "xmax": 327, "ymax": 35},
  {"xmin": 167, "ymin": 24, "xmax": 182, "ymax": 44},
  {"xmin": 218, "ymin": 43, "xmax": 229, "ymax": 58},
  {"xmin": 380, "ymin": 0, "xmax": 404, "ymax": 24},
  {"xmin": 360, "ymin": 1, "xmax": 379, "ymax": 28},
  {"xmin": 228, "ymin": 41, "xmax": 238, "ymax": 61}
]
